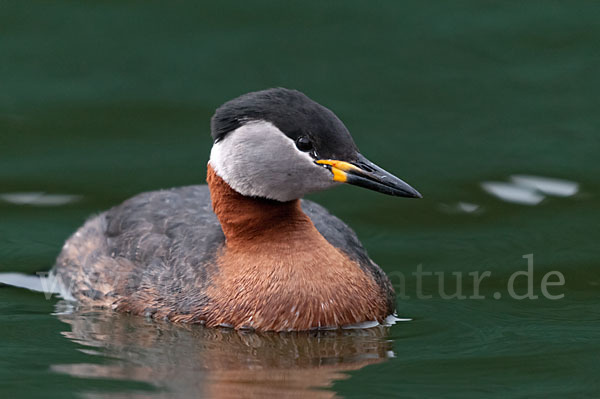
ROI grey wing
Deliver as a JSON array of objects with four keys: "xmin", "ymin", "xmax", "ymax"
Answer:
[
  {"xmin": 54, "ymin": 185, "xmax": 225, "ymax": 312},
  {"xmin": 104, "ymin": 185, "xmax": 224, "ymax": 269}
]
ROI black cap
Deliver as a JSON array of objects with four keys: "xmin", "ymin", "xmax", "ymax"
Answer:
[{"xmin": 211, "ymin": 88, "xmax": 359, "ymax": 162}]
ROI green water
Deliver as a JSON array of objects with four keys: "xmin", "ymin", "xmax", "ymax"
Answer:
[{"xmin": 1, "ymin": 1, "xmax": 599, "ymax": 398}]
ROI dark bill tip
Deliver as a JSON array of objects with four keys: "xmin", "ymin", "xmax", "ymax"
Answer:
[
  {"xmin": 316, "ymin": 154, "xmax": 422, "ymax": 198},
  {"xmin": 349, "ymin": 154, "xmax": 422, "ymax": 198}
]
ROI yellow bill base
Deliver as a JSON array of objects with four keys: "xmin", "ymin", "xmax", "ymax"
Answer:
[{"xmin": 316, "ymin": 159, "xmax": 361, "ymax": 183}]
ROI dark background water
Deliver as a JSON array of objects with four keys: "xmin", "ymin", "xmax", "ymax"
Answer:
[{"xmin": 1, "ymin": 1, "xmax": 599, "ymax": 398}]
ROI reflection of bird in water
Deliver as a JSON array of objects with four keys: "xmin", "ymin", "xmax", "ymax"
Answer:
[
  {"xmin": 53, "ymin": 88, "xmax": 421, "ymax": 332},
  {"xmin": 53, "ymin": 302, "xmax": 395, "ymax": 398}
]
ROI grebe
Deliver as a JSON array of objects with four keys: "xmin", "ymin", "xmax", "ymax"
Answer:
[{"xmin": 53, "ymin": 88, "xmax": 421, "ymax": 332}]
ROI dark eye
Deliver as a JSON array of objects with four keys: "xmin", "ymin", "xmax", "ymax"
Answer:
[{"xmin": 295, "ymin": 137, "xmax": 313, "ymax": 152}]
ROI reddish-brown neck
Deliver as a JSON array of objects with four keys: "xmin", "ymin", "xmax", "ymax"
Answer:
[{"xmin": 206, "ymin": 164, "xmax": 315, "ymax": 247}]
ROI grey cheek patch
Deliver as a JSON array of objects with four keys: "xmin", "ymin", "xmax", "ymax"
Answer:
[{"xmin": 209, "ymin": 120, "xmax": 336, "ymax": 202}]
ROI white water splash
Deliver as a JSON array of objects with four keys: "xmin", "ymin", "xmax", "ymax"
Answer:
[
  {"xmin": 481, "ymin": 175, "xmax": 579, "ymax": 205},
  {"xmin": 0, "ymin": 271, "xmax": 74, "ymax": 301},
  {"xmin": 481, "ymin": 182, "xmax": 545, "ymax": 205},
  {"xmin": 341, "ymin": 320, "xmax": 381, "ymax": 330},
  {"xmin": 341, "ymin": 314, "xmax": 411, "ymax": 330},
  {"xmin": 440, "ymin": 201, "xmax": 482, "ymax": 214},
  {"xmin": 0, "ymin": 272, "xmax": 46, "ymax": 292},
  {"xmin": 510, "ymin": 175, "xmax": 579, "ymax": 197},
  {"xmin": 0, "ymin": 192, "xmax": 81, "ymax": 206},
  {"xmin": 457, "ymin": 202, "xmax": 480, "ymax": 213}
]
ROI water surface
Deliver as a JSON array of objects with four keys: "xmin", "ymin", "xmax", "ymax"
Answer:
[{"xmin": 1, "ymin": 1, "xmax": 599, "ymax": 398}]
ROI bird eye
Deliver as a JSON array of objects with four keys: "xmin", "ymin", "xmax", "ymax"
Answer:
[{"xmin": 295, "ymin": 137, "xmax": 313, "ymax": 152}]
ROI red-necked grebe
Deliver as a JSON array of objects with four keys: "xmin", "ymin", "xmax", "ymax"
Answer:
[{"xmin": 54, "ymin": 88, "xmax": 422, "ymax": 331}]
